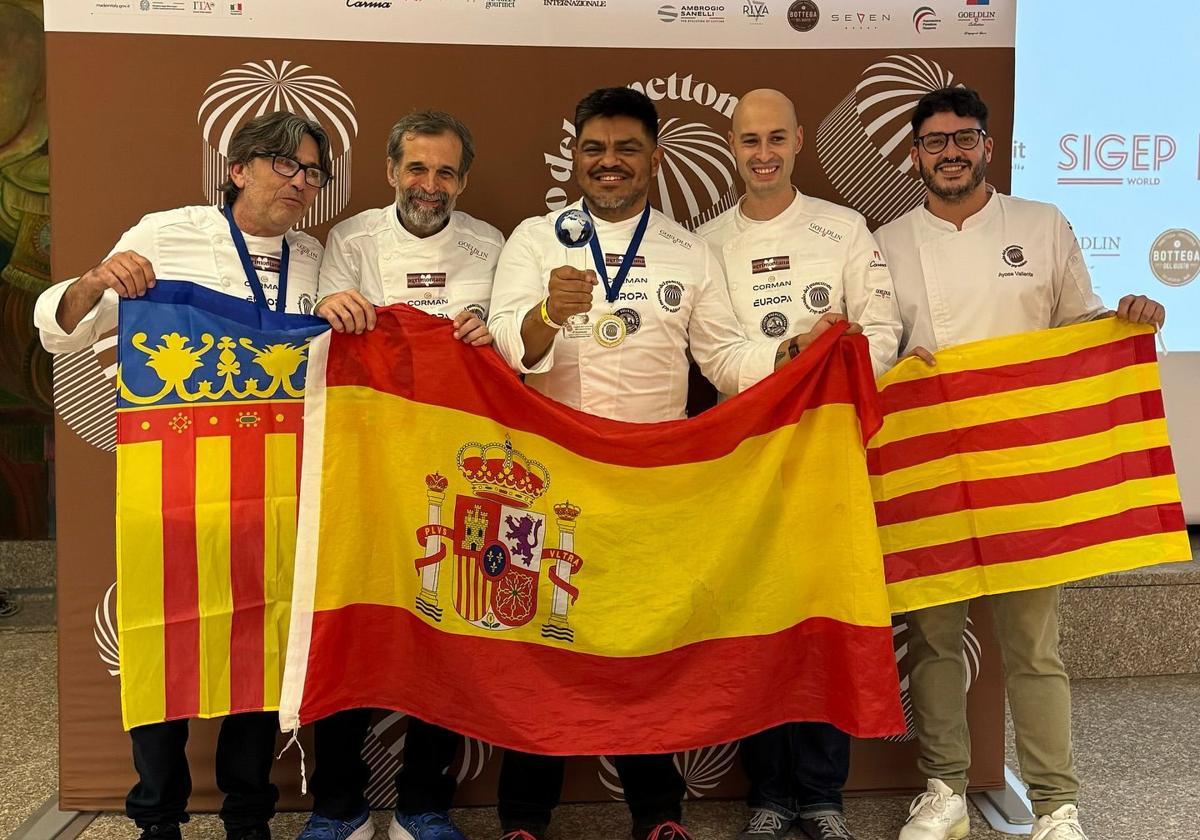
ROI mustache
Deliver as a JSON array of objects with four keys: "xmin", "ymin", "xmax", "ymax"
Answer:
[
  {"xmin": 403, "ymin": 187, "xmax": 449, "ymax": 205},
  {"xmin": 588, "ymin": 165, "xmax": 632, "ymax": 177},
  {"xmin": 935, "ymin": 157, "xmax": 973, "ymax": 170}
]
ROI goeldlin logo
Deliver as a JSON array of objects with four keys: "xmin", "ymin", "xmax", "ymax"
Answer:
[
  {"xmin": 1079, "ymin": 233, "xmax": 1120, "ymax": 261},
  {"xmin": 743, "ymin": 1, "xmax": 768, "ymax": 23},
  {"xmin": 542, "ymin": 73, "xmax": 738, "ymax": 230},
  {"xmin": 815, "ymin": 55, "xmax": 958, "ymax": 224},
  {"xmin": 197, "ymin": 60, "xmax": 359, "ymax": 228},
  {"xmin": 913, "ymin": 5, "xmax": 939, "ymax": 32},
  {"xmin": 1056, "ymin": 133, "xmax": 1176, "ymax": 187}
]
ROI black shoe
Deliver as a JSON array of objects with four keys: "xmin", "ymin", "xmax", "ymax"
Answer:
[
  {"xmin": 227, "ymin": 824, "xmax": 271, "ymax": 840},
  {"xmin": 796, "ymin": 811, "xmax": 855, "ymax": 840},
  {"xmin": 139, "ymin": 825, "xmax": 182, "ymax": 840}
]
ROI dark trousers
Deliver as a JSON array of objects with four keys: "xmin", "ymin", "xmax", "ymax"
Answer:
[
  {"xmin": 310, "ymin": 709, "xmax": 462, "ymax": 818},
  {"xmin": 499, "ymin": 751, "xmax": 684, "ymax": 833},
  {"xmin": 126, "ymin": 712, "xmax": 279, "ymax": 831},
  {"xmin": 741, "ymin": 722, "xmax": 851, "ymax": 818}
]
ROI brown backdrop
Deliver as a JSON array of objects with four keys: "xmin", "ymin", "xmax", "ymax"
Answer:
[{"xmin": 48, "ymin": 33, "xmax": 1013, "ymax": 810}]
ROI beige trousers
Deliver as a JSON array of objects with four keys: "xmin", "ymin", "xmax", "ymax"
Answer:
[{"xmin": 905, "ymin": 585, "xmax": 1080, "ymax": 816}]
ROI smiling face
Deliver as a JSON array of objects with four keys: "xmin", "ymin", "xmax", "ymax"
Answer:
[
  {"xmin": 229, "ymin": 134, "xmax": 322, "ymax": 236},
  {"xmin": 911, "ymin": 110, "xmax": 993, "ymax": 203},
  {"xmin": 729, "ymin": 90, "xmax": 802, "ymax": 200},
  {"xmin": 387, "ymin": 130, "xmax": 468, "ymax": 237},
  {"xmin": 573, "ymin": 114, "xmax": 662, "ymax": 222}
]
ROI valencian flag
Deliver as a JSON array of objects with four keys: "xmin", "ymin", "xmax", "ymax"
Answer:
[
  {"xmin": 116, "ymin": 281, "xmax": 326, "ymax": 729},
  {"xmin": 279, "ymin": 307, "xmax": 905, "ymax": 753},
  {"xmin": 870, "ymin": 319, "xmax": 1190, "ymax": 614}
]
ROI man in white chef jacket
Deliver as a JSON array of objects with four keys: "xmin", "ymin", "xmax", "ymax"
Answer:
[
  {"xmin": 486, "ymin": 86, "xmax": 853, "ymax": 840},
  {"xmin": 697, "ymin": 87, "xmax": 901, "ymax": 840},
  {"xmin": 876, "ymin": 86, "xmax": 1164, "ymax": 840},
  {"xmin": 34, "ymin": 111, "xmax": 332, "ymax": 840},
  {"xmin": 296, "ymin": 111, "xmax": 500, "ymax": 840}
]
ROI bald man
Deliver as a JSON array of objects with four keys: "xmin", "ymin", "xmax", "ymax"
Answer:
[{"xmin": 696, "ymin": 89, "xmax": 902, "ymax": 840}]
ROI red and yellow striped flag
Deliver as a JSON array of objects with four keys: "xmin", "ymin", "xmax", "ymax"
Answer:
[
  {"xmin": 869, "ymin": 319, "xmax": 1190, "ymax": 614},
  {"xmin": 116, "ymin": 281, "xmax": 326, "ymax": 729},
  {"xmin": 279, "ymin": 307, "xmax": 905, "ymax": 753}
]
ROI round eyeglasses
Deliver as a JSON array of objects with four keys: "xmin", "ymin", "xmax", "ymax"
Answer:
[{"xmin": 913, "ymin": 128, "xmax": 987, "ymax": 154}]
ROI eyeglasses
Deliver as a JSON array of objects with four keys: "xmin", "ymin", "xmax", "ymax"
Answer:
[
  {"xmin": 913, "ymin": 128, "xmax": 987, "ymax": 154},
  {"xmin": 266, "ymin": 154, "xmax": 331, "ymax": 189}
]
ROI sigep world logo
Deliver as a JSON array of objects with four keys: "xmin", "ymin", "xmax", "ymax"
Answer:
[{"xmin": 1057, "ymin": 133, "xmax": 1177, "ymax": 187}]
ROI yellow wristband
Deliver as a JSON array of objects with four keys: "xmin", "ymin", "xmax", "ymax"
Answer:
[{"xmin": 540, "ymin": 297, "xmax": 563, "ymax": 330}]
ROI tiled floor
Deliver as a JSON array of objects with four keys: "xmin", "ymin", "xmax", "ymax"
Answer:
[{"xmin": 4, "ymin": 630, "xmax": 1199, "ymax": 839}]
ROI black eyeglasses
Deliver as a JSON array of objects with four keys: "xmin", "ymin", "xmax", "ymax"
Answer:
[
  {"xmin": 913, "ymin": 128, "xmax": 987, "ymax": 154},
  {"xmin": 265, "ymin": 154, "xmax": 332, "ymax": 189}
]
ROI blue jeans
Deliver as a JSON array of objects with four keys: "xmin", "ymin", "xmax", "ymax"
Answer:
[{"xmin": 741, "ymin": 722, "xmax": 850, "ymax": 818}]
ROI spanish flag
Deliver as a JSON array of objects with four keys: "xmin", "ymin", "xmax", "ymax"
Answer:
[
  {"xmin": 116, "ymin": 281, "xmax": 326, "ymax": 729},
  {"xmin": 279, "ymin": 307, "xmax": 905, "ymax": 753},
  {"xmin": 870, "ymin": 319, "xmax": 1190, "ymax": 614}
]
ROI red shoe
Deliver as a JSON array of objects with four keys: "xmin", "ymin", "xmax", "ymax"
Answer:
[{"xmin": 640, "ymin": 822, "xmax": 693, "ymax": 840}]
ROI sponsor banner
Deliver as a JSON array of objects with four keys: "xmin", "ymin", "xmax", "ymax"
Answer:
[
  {"xmin": 48, "ymin": 14, "xmax": 1013, "ymax": 811},
  {"xmin": 47, "ymin": 0, "xmax": 1016, "ymax": 48}
]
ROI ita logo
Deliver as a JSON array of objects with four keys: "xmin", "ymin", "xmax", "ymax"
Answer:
[{"xmin": 542, "ymin": 73, "xmax": 739, "ymax": 230}]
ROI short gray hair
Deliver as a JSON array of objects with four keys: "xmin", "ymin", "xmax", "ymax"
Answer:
[
  {"xmin": 386, "ymin": 110, "xmax": 476, "ymax": 176},
  {"xmin": 219, "ymin": 111, "xmax": 334, "ymax": 206}
]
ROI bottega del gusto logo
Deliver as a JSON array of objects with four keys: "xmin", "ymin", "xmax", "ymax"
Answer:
[{"xmin": 542, "ymin": 73, "xmax": 739, "ymax": 230}]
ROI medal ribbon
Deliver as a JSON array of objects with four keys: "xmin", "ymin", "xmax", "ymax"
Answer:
[
  {"xmin": 581, "ymin": 201, "xmax": 651, "ymax": 305},
  {"xmin": 223, "ymin": 203, "xmax": 290, "ymax": 313}
]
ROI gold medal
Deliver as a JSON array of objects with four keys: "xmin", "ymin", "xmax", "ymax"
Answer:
[{"xmin": 594, "ymin": 312, "xmax": 628, "ymax": 348}]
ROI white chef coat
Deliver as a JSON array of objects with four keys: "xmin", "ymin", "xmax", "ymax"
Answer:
[
  {"xmin": 317, "ymin": 206, "xmax": 503, "ymax": 319},
  {"xmin": 488, "ymin": 202, "xmax": 777, "ymax": 423},
  {"xmin": 698, "ymin": 189, "xmax": 901, "ymax": 379},
  {"xmin": 874, "ymin": 190, "xmax": 1106, "ymax": 355},
  {"xmin": 35, "ymin": 205, "xmax": 323, "ymax": 354}
]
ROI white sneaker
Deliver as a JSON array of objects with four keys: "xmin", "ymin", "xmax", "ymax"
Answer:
[
  {"xmin": 1031, "ymin": 805, "xmax": 1088, "ymax": 840},
  {"xmin": 898, "ymin": 779, "xmax": 969, "ymax": 840}
]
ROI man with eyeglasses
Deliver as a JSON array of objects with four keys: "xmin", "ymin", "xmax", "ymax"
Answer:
[
  {"xmin": 34, "ymin": 111, "xmax": 333, "ymax": 840},
  {"xmin": 295, "ymin": 110, "xmax": 502, "ymax": 840},
  {"xmin": 875, "ymin": 87, "xmax": 1164, "ymax": 840}
]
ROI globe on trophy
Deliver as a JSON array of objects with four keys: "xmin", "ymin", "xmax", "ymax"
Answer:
[{"xmin": 554, "ymin": 208, "xmax": 594, "ymax": 248}]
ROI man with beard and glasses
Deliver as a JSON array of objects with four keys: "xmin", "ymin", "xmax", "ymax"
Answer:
[
  {"xmin": 696, "ymin": 88, "xmax": 900, "ymax": 840},
  {"xmin": 875, "ymin": 87, "xmax": 1164, "ymax": 840},
  {"xmin": 35, "ymin": 111, "xmax": 332, "ymax": 840},
  {"xmin": 296, "ymin": 111, "xmax": 502, "ymax": 840},
  {"xmin": 486, "ymin": 87, "xmax": 844, "ymax": 840}
]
